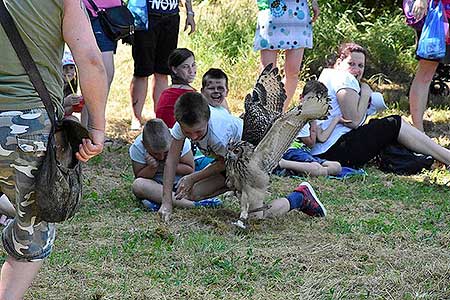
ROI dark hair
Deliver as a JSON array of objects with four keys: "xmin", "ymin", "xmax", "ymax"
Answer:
[
  {"xmin": 302, "ymin": 80, "xmax": 328, "ymax": 97},
  {"xmin": 174, "ymin": 92, "xmax": 210, "ymax": 126},
  {"xmin": 326, "ymin": 42, "xmax": 368, "ymax": 67},
  {"xmin": 168, "ymin": 48, "xmax": 195, "ymax": 85},
  {"xmin": 201, "ymin": 68, "xmax": 228, "ymax": 89}
]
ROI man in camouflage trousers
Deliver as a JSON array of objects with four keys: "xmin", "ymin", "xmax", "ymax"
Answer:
[{"xmin": 0, "ymin": 1, "xmax": 108, "ymax": 299}]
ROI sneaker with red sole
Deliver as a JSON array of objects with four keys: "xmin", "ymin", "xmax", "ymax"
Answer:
[{"xmin": 294, "ymin": 182, "xmax": 327, "ymax": 217}]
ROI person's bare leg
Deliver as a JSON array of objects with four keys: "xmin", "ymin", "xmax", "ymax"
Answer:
[
  {"xmin": 151, "ymin": 73, "xmax": 168, "ymax": 116},
  {"xmin": 263, "ymin": 197, "xmax": 290, "ymax": 218},
  {"xmin": 0, "ymin": 257, "xmax": 42, "ymax": 300},
  {"xmin": 409, "ymin": 59, "xmax": 438, "ymax": 131},
  {"xmin": 322, "ymin": 161, "xmax": 342, "ymax": 176},
  {"xmin": 132, "ymin": 178, "xmax": 195, "ymax": 208},
  {"xmin": 130, "ymin": 75, "xmax": 148, "ymax": 129},
  {"xmin": 190, "ymin": 174, "xmax": 228, "ymax": 200},
  {"xmin": 279, "ymin": 159, "xmax": 326, "ymax": 176},
  {"xmin": 260, "ymin": 49, "xmax": 278, "ymax": 70},
  {"xmin": 283, "ymin": 48, "xmax": 305, "ymax": 111},
  {"xmin": 398, "ymin": 118, "xmax": 450, "ymax": 165},
  {"xmin": 101, "ymin": 51, "xmax": 115, "ymax": 92}
]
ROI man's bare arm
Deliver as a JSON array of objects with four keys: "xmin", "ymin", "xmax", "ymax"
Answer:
[{"xmin": 63, "ymin": 0, "xmax": 107, "ymax": 161}]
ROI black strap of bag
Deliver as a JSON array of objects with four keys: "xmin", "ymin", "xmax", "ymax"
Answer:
[
  {"xmin": 86, "ymin": 0, "xmax": 101, "ymax": 14},
  {"xmin": 0, "ymin": 0, "xmax": 57, "ymax": 130},
  {"xmin": 86, "ymin": 0, "xmax": 124, "ymax": 14}
]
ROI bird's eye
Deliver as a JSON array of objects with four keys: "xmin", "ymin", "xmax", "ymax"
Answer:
[{"xmin": 233, "ymin": 148, "xmax": 240, "ymax": 154}]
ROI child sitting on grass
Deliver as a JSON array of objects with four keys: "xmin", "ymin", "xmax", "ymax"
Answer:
[
  {"xmin": 201, "ymin": 68, "xmax": 230, "ymax": 113},
  {"xmin": 130, "ymin": 118, "xmax": 222, "ymax": 211},
  {"xmin": 278, "ymin": 80, "xmax": 350, "ymax": 177}
]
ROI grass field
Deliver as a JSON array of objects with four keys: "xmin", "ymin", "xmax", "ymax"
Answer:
[{"xmin": 8, "ymin": 8, "xmax": 450, "ymax": 299}]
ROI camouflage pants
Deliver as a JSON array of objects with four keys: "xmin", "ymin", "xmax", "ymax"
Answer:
[{"xmin": 0, "ymin": 108, "xmax": 55, "ymax": 261}]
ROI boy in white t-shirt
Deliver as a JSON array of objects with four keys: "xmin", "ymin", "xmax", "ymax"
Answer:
[
  {"xmin": 130, "ymin": 119, "xmax": 222, "ymax": 211},
  {"xmin": 278, "ymin": 81, "xmax": 348, "ymax": 176},
  {"xmin": 159, "ymin": 92, "xmax": 243, "ymax": 221}
]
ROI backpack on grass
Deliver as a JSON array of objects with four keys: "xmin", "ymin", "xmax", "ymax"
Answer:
[{"xmin": 377, "ymin": 143, "xmax": 434, "ymax": 175}]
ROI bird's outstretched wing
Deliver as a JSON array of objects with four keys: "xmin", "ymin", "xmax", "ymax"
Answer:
[
  {"xmin": 242, "ymin": 63, "xmax": 287, "ymax": 146},
  {"xmin": 250, "ymin": 90, "xmax": 331, "ymax": 173}
]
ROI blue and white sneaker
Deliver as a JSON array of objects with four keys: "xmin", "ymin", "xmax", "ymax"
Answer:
[
  {"xmin": 194, "ymin": 197, "xmax": 223, "ymax": 208},
  {"xmin": 141, "ymin": 199, "xmax": 161, "ymax": 212}
]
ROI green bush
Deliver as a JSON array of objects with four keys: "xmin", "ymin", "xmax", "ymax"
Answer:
[
  {"xmin": 180, "ymin": 0, "xmax": 417, "ymax": 108},
  {"xmin": 305, "ymin": 1, "xmax": 417, "ymax": 82}
]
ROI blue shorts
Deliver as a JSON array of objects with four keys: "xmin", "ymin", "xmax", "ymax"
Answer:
[
  {"xmin": 153, "ymin": 173, "xmax": 182, "ymax": 191},
  {"xmin": 90, "ymin": 17, "xmax": 118, "ymax": 53},
  {"xmin": 282, "ymin": 148, "xmax": 326, "ymax": 164}
]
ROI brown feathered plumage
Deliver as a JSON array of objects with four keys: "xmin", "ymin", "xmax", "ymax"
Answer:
[{"xmin": 226, "ymin": 67, "xmax": 331, "ymax": 228}]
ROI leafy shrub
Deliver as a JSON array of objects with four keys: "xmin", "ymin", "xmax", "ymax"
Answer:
[{"xmin": 180, "ymin": 0, "xmax": 418, "ymax": 112}]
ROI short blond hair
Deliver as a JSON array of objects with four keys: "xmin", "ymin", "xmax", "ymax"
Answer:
[{"xmin": 142, "ymin": 118, "xmax": 172, "ymax": 151}]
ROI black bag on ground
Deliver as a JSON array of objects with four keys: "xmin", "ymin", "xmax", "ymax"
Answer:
[
  {"xmin": 0, "ymin": 2, "xmax": 89, "ymax": 222},
  {"xmin": 87, "ymin": 0, "xmax": 135, "ymax": 41},
  {"xmin": 377, "ymin": 143, "xmax": 434, "ymax": 175}
]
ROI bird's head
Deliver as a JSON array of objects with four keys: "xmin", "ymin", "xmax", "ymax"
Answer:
[{"xmin": 226, "ymin": 140, "xmax": 255, "ymax": 162}]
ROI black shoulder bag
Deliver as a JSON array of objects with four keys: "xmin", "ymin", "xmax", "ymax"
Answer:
[
  {"xmin": 86, "ymin": 0, "xmax": 135, "ymax": 42},
  {"xmin": 377, "ymin": 143, "xmax": 434, "ymax": 175},
  {"xmin": 0, "ymin": 1, "xmax": 90, "ymax": 222}
]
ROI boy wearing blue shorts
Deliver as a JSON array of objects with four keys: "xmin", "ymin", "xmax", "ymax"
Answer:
[{"xmin": 278, "ymin": 81, "xmax": 349, "ymax": 177}]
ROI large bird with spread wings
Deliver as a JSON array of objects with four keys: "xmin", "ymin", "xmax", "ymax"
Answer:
[{"xmin": 225, "ymin": 64, "xmax": 330, "ymax": 228}]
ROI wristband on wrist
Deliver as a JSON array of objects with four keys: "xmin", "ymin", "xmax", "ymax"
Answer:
[{"xmin": 187, "ymin": 10, "xmax": 195, "ymax": 16}]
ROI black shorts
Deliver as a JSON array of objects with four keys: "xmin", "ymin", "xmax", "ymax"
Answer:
[
  {"xmin": 132, "ymin": 14, "xmax": 180, "ymax": 77},
  {"xmin": 318, "ymin": 115, "xmax": 402, "ymax": 168}
]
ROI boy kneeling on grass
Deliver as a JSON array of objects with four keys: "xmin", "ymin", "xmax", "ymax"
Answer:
[
  {"xmin": 159, "ymin": 92, "xmax": 326, "ymax": 222},
  {"xmin": 130, "ymin": 118, "xmax": 222, "ymax": 211}
]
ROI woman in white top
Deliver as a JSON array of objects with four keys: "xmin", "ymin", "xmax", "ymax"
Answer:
[{"xmin": 310, "ymin": 42, "xmax": 450, "ymax": 167}]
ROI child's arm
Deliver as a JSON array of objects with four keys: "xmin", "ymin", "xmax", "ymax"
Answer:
[
  {"xmin": 175, "ymin": 157, "xmax": 225, "ymax": 200},
  {"xmin": 300, "ymin": 122, "xmax": 318, "ymax": 147},
  {"xmin": 131, "ymin": 154, "xmax": 159, "ymax": 179},
  {"xmin": 160, "ymin": 139, "xmax": 184, "ymax": 221},
  {"xmin": 176, "ymin": 150, "xmax": 195, "ymax": 176},
  {"xmin": 316, "ymin": 116, "xmax": 352, "ymax": 142}
]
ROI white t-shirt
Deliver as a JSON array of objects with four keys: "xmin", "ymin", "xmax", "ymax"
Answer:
[
  {"xmin": 129, "ymin": 131, "xmax": 191, "ymax": 171},
  {"xmin": 171, "ymin": 105, "xmax": 243, "ymax": 158},
  {"xmin": 310, "ymin": 68, "xmax": 360, "ymax": 155},
  {"xmin": 209, "ymin": 105, "xmax": 229, "ymax": 115},
  {"xmin": 297, "ymin": 122, "xmax": 310, "ymax": 139}
]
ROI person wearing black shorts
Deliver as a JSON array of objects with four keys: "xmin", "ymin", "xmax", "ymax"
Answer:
[
  {"xmin": 129, "ymin": 0, "xmax": 196, "ymax": 130},
  {"xmin": 310, "ymin": 42, "xmax": 450, "ymax": 168}
]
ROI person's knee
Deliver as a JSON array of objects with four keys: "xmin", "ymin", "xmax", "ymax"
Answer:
[
  {"xmin": 132, "ymin": 178, "xmax": 146, "ymax": 197},
  {"xmin": 414, "ymin": 60, "xmax": 439, "ymax": 83},
  {"xmin": 323, "ymin": 161, "xmax": 341, "ymax": 175},
  {"xmin": 309, "ymin": 162, "xmax": 326, "ymax": 176}
]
